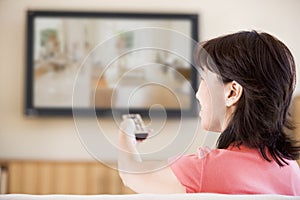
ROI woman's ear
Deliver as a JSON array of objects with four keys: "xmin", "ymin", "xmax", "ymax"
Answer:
[{"xmin": 225, "ymin": 81, "xmax": 243, "ymax": 107}]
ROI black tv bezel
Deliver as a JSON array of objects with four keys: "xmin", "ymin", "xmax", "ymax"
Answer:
[{"xmin": 25, "ymin": 10, "xmax": 199, "ymax": 118}]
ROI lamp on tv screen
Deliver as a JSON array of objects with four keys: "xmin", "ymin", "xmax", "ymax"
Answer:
[{"xmin": 25, "ymin": 10, "xmax": 199, "ymax": 117}]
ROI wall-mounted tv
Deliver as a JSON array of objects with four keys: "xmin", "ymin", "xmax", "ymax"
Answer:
[{"xmin": 25, "ymin": 10, "xmax": 199, "ymax": 117}]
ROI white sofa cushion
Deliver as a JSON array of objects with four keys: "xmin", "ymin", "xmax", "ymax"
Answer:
[{"xmin": 0, "ymin": 193, "xmax": 299, "ymax": 200}]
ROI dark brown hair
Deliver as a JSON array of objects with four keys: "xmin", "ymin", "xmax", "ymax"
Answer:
[{"xmin": 195, "ymin": 30, "xmax": 300, "ymax": 166}]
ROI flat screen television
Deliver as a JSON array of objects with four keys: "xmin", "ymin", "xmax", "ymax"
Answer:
[{"xmin": 25, "ymin": 10, "xmax": 199, "ymax": 117}]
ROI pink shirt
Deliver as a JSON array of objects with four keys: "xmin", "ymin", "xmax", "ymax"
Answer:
[{"xmin": 169, "ymin": 145, "xmax": 300, "ymax": 195}]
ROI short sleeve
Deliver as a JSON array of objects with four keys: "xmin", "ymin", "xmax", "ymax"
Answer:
[{"xmin": 168, "ymin": 153, "xmax": 205, "ymax": 193}]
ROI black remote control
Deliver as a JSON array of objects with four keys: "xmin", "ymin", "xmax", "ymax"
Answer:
[{"xmin": 122, "ymin": 114, "xmax": 149, "ymax": 141}]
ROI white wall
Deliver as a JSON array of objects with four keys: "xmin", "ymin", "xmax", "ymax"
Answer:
[{"xmin": 0, "ymin": 0, "xmax": 299, "ymax": 161}]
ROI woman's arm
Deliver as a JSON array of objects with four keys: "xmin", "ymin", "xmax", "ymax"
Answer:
[{"xmin": 118, "ymin": 119, "xmax": 185, "ymax": 194}]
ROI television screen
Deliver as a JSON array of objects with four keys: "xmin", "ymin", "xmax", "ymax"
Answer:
[{"xmin": 25, "ymin": 11, "xmax": 199, "ymax": 117}]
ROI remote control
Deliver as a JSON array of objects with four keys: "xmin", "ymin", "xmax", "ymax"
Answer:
[{"xmin": 122, "ymin": 114, "xmax": 149, "ymax": 141}]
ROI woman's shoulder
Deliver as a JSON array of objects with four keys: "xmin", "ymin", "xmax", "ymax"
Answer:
[
  {"xmin": 202, "ymin": 145, "xmax": 299, "ymax": 170},
  {"xmin": 196, "ymin": 145, "xmax": 251, "ymax": 157},
  {"xmin": 197, "ymin": 145, "xmax": 265, "ymax": 165}
]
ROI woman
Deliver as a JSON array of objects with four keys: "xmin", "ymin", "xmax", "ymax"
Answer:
[{"xmin": 118, "ymin": 30, "xmax": 300, "ymax": 195}]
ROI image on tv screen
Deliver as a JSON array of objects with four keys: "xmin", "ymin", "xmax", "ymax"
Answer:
[{"xmin": 26, "ymin": 11, "xmax": 199, "ymax": 116}]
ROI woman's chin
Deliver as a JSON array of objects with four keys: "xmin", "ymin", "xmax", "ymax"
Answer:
[
  {"xmin": 200, "ymin": 120, "xmax": 209, "ymax": 131},
  {"xmin": 200, "ymin": 120, "xmax": 220, "ymax": 132}
]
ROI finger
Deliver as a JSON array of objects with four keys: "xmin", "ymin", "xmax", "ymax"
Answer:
[{"xmin": 120, "ymin": 118, "xmax": 136, "ymax": 135}]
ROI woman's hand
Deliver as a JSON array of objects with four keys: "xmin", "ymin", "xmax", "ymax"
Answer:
[
  {"xmin": 119, "ymin": 118, "xmax": 138, "ymax": 146},
  {"xmin": 117, "ymin": 118, "xmax": 185, "ymax": 194}
]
